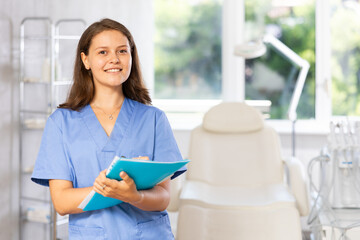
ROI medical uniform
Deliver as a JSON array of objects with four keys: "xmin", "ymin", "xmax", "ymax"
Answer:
[{"xmin": 31, "ymin": 97, "xmax": 186, "ymax": 240}]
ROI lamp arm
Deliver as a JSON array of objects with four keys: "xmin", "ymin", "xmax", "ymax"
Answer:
[
  {"xmin": 263, "ymin": 34, "xmax": 305, "ymax": 67},
  {"xmin": 288, "ymin": 63, "xmax": 310, "ymax": 121},
  {"xmin": 263, "ymin": 34, "xmax": 310, "ymax": 121}
]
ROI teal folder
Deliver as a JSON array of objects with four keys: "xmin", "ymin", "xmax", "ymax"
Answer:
[{"xmin": 78, "ymin": 156, "xmax": 190, "ymax": 211}]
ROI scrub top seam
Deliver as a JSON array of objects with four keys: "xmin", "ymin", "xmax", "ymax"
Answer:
[
  {"xmin": 117, "ymin": 99, "xmax": 138, "ymax": 155},
  {"xmin": 105, "ymin": 97, "xmax": 131, "ymax": 152},
  {"xmin": 79, "ymin": 106, "xmax": 109, "ymax": 151}
]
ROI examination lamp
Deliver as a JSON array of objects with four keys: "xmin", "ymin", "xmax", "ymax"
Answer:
[{"xmin": 234, "ymin": 34, "xmax": 310, "ymax": 156}]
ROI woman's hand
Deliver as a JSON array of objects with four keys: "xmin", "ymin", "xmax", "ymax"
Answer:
[
  {"xmin": 132, "ymin": 156, "xmax": 149, "ymax": 160},
  {"xmin": 93, "ymin": 155, "xmax": 170, "ymax": 211},
  {"xmin": 93, "ymin": 170, "xmax": 142, "ymax": 203}
]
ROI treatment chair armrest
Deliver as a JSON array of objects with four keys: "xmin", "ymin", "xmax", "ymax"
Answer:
[
  {"xmin": 283, "ymin": 156, "xmax": 310, "ymax": 216},
  {"xmin": 167, "ymin": 174, "xmax": 186, "ymax": 212}
]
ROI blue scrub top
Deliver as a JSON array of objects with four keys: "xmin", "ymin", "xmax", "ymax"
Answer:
[{"xmin": 31, "ymin": 98, "xmax": 186, "ymax": 240}]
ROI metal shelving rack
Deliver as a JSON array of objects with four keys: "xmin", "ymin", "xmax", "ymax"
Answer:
[{"xmin": 19, "ymin": 17, "xmax": 86, "ymax": 240}]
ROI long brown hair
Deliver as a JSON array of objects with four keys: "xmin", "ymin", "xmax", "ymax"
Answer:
[{"xmin": 59, "ymin": 18, "xmax": 151, "ymax": 111}]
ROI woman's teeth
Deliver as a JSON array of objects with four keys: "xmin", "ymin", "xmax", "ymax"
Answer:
[{"xmin": 106, "ymin": 69, "xmax": 121, "ymax": 72}]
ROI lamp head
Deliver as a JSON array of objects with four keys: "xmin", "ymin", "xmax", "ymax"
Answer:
[{"xmin": 234, "ymin": 40, "xmax": 266, "ymax": 59}]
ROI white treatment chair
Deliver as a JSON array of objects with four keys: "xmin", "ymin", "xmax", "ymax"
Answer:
[{"xmin": 174, "ymin": 102, "xmax": 309, "ymax": 240}]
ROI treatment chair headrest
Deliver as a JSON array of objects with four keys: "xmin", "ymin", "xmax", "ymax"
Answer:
[{"xmin": 203, "ymin": 102, "xmax": 264, "ymax": 133}]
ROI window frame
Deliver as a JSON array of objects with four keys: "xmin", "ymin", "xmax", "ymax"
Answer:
[{"xmin": 152, "ymin": 0, "xmax": 336, "ymax": 134}]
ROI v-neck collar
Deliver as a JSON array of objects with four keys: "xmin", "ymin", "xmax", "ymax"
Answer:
[{"xmin": 80, "ymin": 97, "xmax": 136, "ymax": 151}]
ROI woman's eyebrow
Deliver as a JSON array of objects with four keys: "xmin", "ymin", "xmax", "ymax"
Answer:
[
  {"xmin": 94, "ymin": 46, "xmax": 108, "ymax": 50},
  {"xmin": 94, "ymin": 45, "xmax": 129, "ymax": 50}
]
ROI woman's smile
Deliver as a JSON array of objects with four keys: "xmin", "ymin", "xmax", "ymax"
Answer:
[{"xmin": 105, "ymin": 68, "xmax": 122, "ymax": 73}]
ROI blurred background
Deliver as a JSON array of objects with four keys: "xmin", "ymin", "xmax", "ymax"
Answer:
[{"xmin": 1, "ymin": 0, "xmax": 360, "ymax": 239}]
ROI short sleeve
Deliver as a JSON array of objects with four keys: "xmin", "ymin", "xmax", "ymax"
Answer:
[
  {"xmin": 31, "ymin": 116, "xmax": 73, "ymax": 187},
  {"xmin": 154, "ymin": 111, "xmax": 187, "ymax": 180}
]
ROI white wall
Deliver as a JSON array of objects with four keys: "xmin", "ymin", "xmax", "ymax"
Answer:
[
  {"xmin": 0, "ymin": 15, "xmax": 15, "ymax": 240},
  {"xmin": 0, "ymin": 1, "xmax": 153, "ymax": 239}
]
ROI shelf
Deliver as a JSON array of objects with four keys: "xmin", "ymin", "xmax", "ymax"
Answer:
[
  {"xmin": 21, "ymin": 196, "xmax": 51, "ymax": 204},
  {"xmin": 22, "ymin": 79, "xmax": 72, "ymax": 86},
  {"xmin": 22, "ymin": 118, "xmax": 47, "ymax": 129},
  {"xmin": 23, "ymin": 36, "xmax": 51, "ymax": 40},
  {"xmin": 20, "ymin": 110, "xmax": 50, "ymax": 115},
  {"xmin": 56, "ymin": 215, "xmax": 69, "ymax": 226},
  {"xmin": 54, "ymin": 35, "xmax": 81, "ymax": 40},
  {"xmin": 19, "ymin": 17, "xmax": 86, "ymax": 240},
  {"xmin": 22, "ymin": 214, "xmax": 69, "ymax": 227},
  {"xmin": 24, "ymin": 208, "xmax": 51, "ymax": 224},
  {"xmin": 53, "ymin": 80, "xmax": 73, "ymax": 86},
  {"xmin": 22, "ymin": 78, "xmax": 47, "ymax": 84},
  {"xmin": 22, "ymin": 165, "xmax": 34, "ymax": 174},
  {"xmin": 21, "ymin": 126, "xmax": 45, "ymax": 131},
  {"xmin": 22, "ymin": 216, "xmax": 51, "ymax": 224},
  {"xmin": 23, "ymin": 35, "xmax": 81, "ymax": 40}
]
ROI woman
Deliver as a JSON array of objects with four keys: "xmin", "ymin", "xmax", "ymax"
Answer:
[{"xmin": 31, "ymin": 18, "xmax": 185, "ymax": 239}]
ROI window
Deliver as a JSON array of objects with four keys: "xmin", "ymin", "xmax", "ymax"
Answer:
[
  {"xmin": 244, "ymin": 0, "xmax": 316, "ymax": 120},
  {"xmin": 330, "ymin": 0, "xmax": 360, "ymax": 116},
  {"xmin": 152, "ymin": 0, "xmax": 359, "ymax": 130},
  {"xmin": 154, "ymin": 0, "xmax": 222, "ymax": 99}
]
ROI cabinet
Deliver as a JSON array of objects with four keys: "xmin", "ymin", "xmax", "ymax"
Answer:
[{"xmin": 19, "ymin": 17, "xmax": 86, "ymax": 240}]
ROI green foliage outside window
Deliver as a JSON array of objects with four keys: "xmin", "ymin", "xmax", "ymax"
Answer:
[
  {"xmin": 245, "ymin": 0, "xmax": 316, "ymax": 119},
  {"xmin": 154, "ymin": 0, "xmax": 222, "ymax": 99},
  {"xmin": 330, "ymin": 0, "xmax": 360, "ymax": 116}
]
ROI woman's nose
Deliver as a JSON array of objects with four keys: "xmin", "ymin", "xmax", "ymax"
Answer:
[{"xmin": 110, "ymin": 53, "xmax": 120, "ymax": 63}]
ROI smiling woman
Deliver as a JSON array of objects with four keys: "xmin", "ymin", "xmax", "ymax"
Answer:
[
  {"xmin": 59, "ymin": 18, "xmax": 151, "ymax": 111},
  {"xmin": 31, "ymin": 18, "xmax": 186, "ymax": 240}
]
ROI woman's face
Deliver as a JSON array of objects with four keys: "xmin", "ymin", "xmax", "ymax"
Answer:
[{"xmin": 81, "ymin": 30, "xmax": 132, "ymax": 90}]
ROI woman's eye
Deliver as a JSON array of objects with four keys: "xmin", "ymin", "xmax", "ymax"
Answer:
[
  {"xmin": 119, "ymin": 49, "xmax": 128, "ymax": 54},
  {"xmin": 99, "ymin": 50, "xmax": 106, "ymax": 54}
]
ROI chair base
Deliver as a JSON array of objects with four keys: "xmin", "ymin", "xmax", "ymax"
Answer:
[{"xmin": 177, "ymin": 204, "xmax": 302, "ymax": 240}]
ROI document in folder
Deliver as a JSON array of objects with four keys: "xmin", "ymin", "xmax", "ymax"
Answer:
[{"xmin": 78, "ymin": 156, "xmax": 190, "ymax": 211}]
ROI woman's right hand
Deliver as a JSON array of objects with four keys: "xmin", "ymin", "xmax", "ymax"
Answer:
[
  {"xmin": 93, "ymin": 169, "xmax": 142, "ymax": 203},
  {"xmin": 92, "ymin": 155, "xmax": 149, "ymax": 194},
  {"xmin": 132, "ymin": 156, "xmax": 149, "ymax": 160}
]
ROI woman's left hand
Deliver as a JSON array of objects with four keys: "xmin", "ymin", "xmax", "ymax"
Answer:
[{"xmin": 93, "ymin": 170, "xmax": 142, "ymax": 203}]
